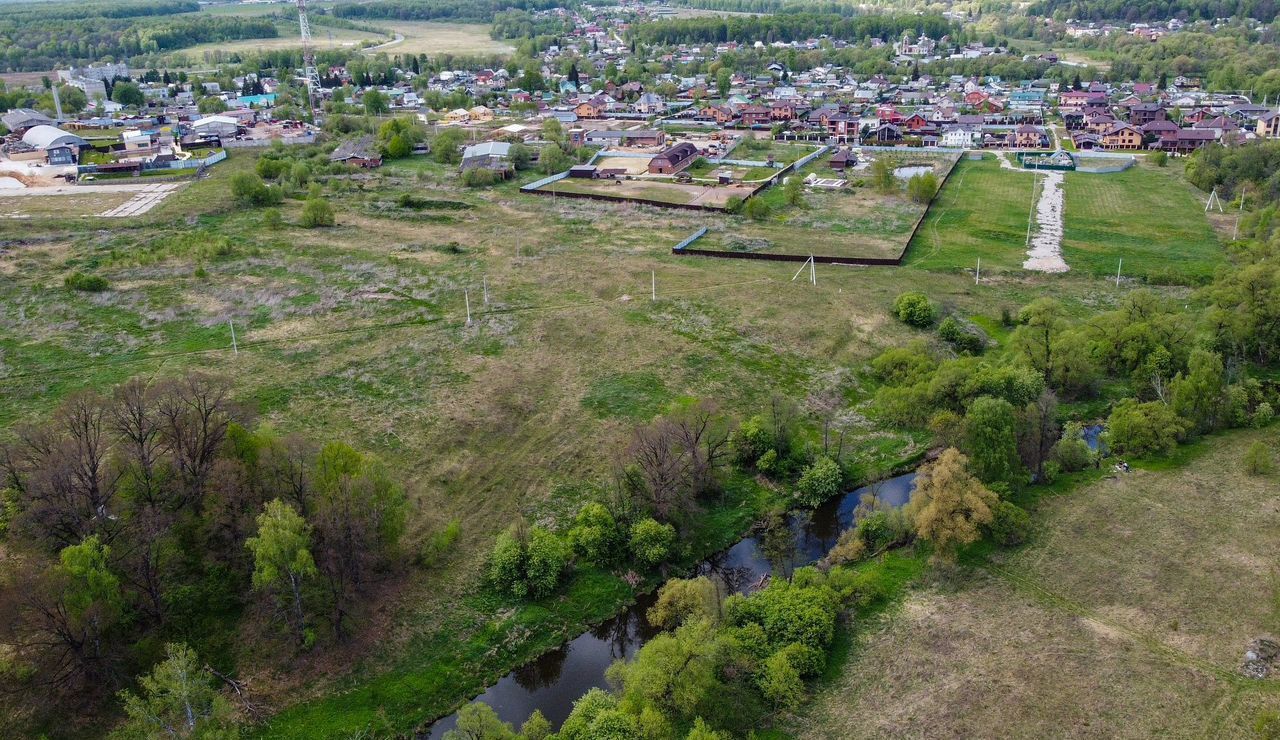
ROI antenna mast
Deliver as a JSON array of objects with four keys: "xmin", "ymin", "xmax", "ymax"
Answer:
[{"xmin": 297, "ymin": 0, "xmax": 321, "ymax": 120}]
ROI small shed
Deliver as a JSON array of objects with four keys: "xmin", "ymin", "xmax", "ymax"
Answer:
[{"xmin": 568, "ymin": 164, "xmax": 597, "ymax": 178}]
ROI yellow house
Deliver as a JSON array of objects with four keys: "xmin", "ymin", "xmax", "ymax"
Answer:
[
  {"xmin": 468, "ymin": 105, "xmax": 494, "ymax": 123},
  {"xmin": 444, "ymin": 108, "xmax": 470, "ymax": 123}
]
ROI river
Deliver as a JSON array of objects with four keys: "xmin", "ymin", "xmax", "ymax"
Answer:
[{"xmin": 425, "ymin": 472, "xmax": 919, "ymax": 737}]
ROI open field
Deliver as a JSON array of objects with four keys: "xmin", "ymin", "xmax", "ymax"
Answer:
[
  {"xmin": 1062, "ymin": 161, "xmax": 1224, "ymax": 283},
  {"xmin": 179, "ymin": 24, "xmax": 381, "ymax": 56},
  {"xmin": 538, "ymin": 174, "xmax": 753, "ymax": 208},
  {"xmin": 0, "ymin": 149, "xmax": 1223, "ymax": 737},
  {"xmin": 793, "ymin": 429, "xmax": 1280, "ymax": 738},
  {"xmin": 367, "ymin": 21, "xmax": 515, "ymax": 55},
  {"xmin": 904, "ymin": 155, "xmax": 1224, "ymax": 283}
]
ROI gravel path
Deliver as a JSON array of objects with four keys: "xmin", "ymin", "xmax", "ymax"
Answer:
[{"xmin": 995, "ymin": 153, "xmax": 1070, "ymax": 272}]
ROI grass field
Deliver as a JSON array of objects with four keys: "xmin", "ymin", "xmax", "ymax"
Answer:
[
  {"xmin": 0, "ymin": 191, "xmax": 137, "ymax": 218},
  {"xmin": 0, "ymin": 150, "xmax": 1221, "ymax": 737},
  {"xmin": 904, "ymin": 155, "xmax": 1224, "ymax": 283},
  {"xmin": 1062, "ymin": 161, "xmax": 1224, "ymax": 283},
  {"xmin": 370, "ymin": 21, "xmax": 515, "ymax": 55},
  {"xmin": 793, "ymin": 429, "xmax": 1280, "ymax": 738}
]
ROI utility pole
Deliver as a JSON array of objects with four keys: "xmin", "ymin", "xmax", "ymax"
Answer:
[
  {"xmin": 483, "ymin": 275, "xmax": 489, "ymax": 304},
  {"xmin": 465, "ymin": 289, "xmax": 472, "ymax": 325},
  {"xmin": 296, "ymin": 0, "xmax": 321, "ymax": 122}
]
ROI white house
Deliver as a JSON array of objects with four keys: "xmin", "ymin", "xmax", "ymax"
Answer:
[{"xmin": 941, "ymin": 126, "xmax": 981, "ymax": 148}]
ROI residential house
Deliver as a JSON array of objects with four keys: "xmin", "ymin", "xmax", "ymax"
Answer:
[
  {"xmin": 1256, "ymin": 111, "xmax": 1280, "ymax": 139},
  {"xmin": 1014, "ymin": 124, "xmax": 1048, "ymax": 148},
  {"xmin": 739, "ymin": 105, "xmax": 771, "ymax": 127},
  {"xmin": 329, "ymin": 135, "xmax": 383, "ymax": 168},
  {"xmin": 1100, "ymin": 122, "xmax": 1143, "ymax": 149},
  {"xmin": 1128, "ymin": 103, "xmax": 1166, "ymax": 125},
  {"xmin": 460, "ymin": 141, "xmax": 513, "ymax": 176},
  {"xmin": 648, "ymin": 142, "xmax": 698, "ymax": 174}
]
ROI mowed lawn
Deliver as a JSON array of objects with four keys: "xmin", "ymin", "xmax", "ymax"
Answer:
[
  {"xmin": 1063, "ymin": 162, "xmax": 1223, "ymax": 283},
  {"xmin": 904, "ymin": 155, "xmax": 1034, "ymax": 274},
  {"xmin": 905, "ymin": 155, "xmax": 1224, "ymax": 283},
  {"xmin": 792, "ymin": 430, "xmax": 1280, "ymax": 739}
]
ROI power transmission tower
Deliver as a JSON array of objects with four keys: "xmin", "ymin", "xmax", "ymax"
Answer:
[{"xmin": 297, "ymin": 0, "xmax": 321, "ymax": 121}]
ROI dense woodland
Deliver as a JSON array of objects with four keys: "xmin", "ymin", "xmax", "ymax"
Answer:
[
  {"xmin": 331, "ymin": 0, "xmax": 562, "ymax": 23},
  {"xmin": 629, "ymin": 13, "xmax": 955, "ymax": 45},
  {"xmin": 1028, "ymin": 0, "xmax": 1279, "ymax": 21},
  {"xmin": 0, "ymin": 372, "xmax": 411, "ymax": 733},
  {"xmin": 0, "ymin": 9, "xmax": 279, "ymax": 72}
]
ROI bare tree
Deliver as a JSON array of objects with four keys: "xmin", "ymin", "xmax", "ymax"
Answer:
[
  {"xmin": 625, "ymin": 402, "xmax": 730, "ymax": 521},
  {"xmin": 153, "ymin": 373, "xmax": 237, "ymax": 512},
  {"xmin": 108, "ymin": 378, "xmax": 170, "ymax": 509}
]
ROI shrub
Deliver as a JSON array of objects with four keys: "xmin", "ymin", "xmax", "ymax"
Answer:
[
  {"xmin": 524, "ymin": 527, "xmax": 569, "ymax": 599},
  {"xmin": 262, "ymin": 208, "xmax": 283, "ymax": 230},
  {"xmin": 744, "ymin": 196, "xmax": 772, "ymax": 221},
  {"xmin": 487, "ymin": 528, "xmax": 527, "ymax": 598},
  {"xmin": 758, "ymin": 649, "xmax": 804, "ymax": 709},
  {"xmin": 906, "ymin": 170, "xmax": 938, "ymax": 203},
  {"xmin": 629, "ymin": 518, "xmax": 676, "ymax": 569},
  {"xmin": 300, "ymin": 198, "xmax": 335, "ymax": 228},
  {"xmin": 419, "ymin": 519, "xmax": 460, "ymax": 567},
  {"xmin": 230, "ymin": 172, "xmax": 283, "ymax": 207},
  {"xmin": 1244, "ymin": 441, "xmax": 1274, "ymax": 475},
  {"xmin": 1106, "ymin": 399, "xmax": 1189, "ymax": 457},
  {"xmin": 1052, "ymin": 432, "xmax": 1093, "ymax": 472},
  {"xmin": 487, "ymin": 525, "xmax": 569, "ymax": 599},
  {"xmin": 795, "ymin": 456, "xmax": 841, "ymax": 507},
  {"xmin": 566, "ymin": 503, "xmax": 620, "ymax": 566},
  {"xmin": 461, "ymin": 168, "xmax": 500, "ymax": 187},
  {"xmin": 1151, "ymin": 150, "xmax": 1168, "ymax": 167},
  {"xmin": 893, "ymin": 291, "xmax": 936, "ymax": 327},
  {"xmin": 724, "ymin": 195, "xmax": 744, "ymax": 214},
  {"xmin": 731, "ymin": 415, "xmax": 775, "ymax": 466},
  {"xmin": 986, "ymin": 500, "xmax": 1032, "ymax": 546},
  {"xmin": 1254, "ymin": 402, "xmax": 1274, "ymax": 428},
  {"xmin": 938, "ymin": 316, "xmax": 985, "ymax": 354},
  {"xmin": 64, "ymin": 272, "xmax": 109, "ymax": 292}
]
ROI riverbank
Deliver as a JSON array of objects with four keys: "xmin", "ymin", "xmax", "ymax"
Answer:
[
  {"xmin": 793, "ymin": 427, "xmax": 1280, "ymax": 738},
  {"xmin": 257, "ymin": 452, "xmax": 926, "ymax": 738}
]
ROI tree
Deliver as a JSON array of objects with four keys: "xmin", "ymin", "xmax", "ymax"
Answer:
[
  {"xmin": 525, "ymin": 526, "xmax": 569, "ymax": 599},
  {"xmin": 963, "ymin": 396, "xmax": 1021, "ymax": 484},
  {"xmin": 300, "ymin": 198, "xmax": 335, "ymax": 228},
  {"xmin": 433, "ymin": 128, "xmax": 467, "ymax": 165},
  {"xmin": 117, "ymin": 643, "xmax": 238, "ymax": 739},
  {"xmin": 384, "ymin": 133, "xmax": 411, "ymax": 159},
  {"xmin": 794, "ymin": 456, "xmax": 841, "ymax": 507},
  {"xmin": 197, "ymin": 96, "xmax": 227, "ymax": 114},
  {"xmin": 606, "ymin": 619, "xmax": 727, "ymax": 723},
  {"xmin": 893, "ymin": 291, "xmax": 936, "ymax": 327},
  {"xmin": 905, "ymin": 448, "xmax": 998, "ymax": 561},
  {"xmin": 783, "ymin": 175, "xmax": 805, "ymax": 208},
  {"xmin": 630, "ymin": 518, "xmax": 676, "ymax": 569},
  {"xmin": 906, "ymin": 171, "xmax": 938, "ymax": 203},
  {"xmin": 245, "ymin": 499, "xmax": 317, "ymax": 645},
  {"xmin": 112, "ymin": 82, "xmax": 145, "ymax": 107},
  {"xmin": 443, "ymin": 702, "xmax": 517, "ymax": 739},
  {"xmin": 538, "ymin": 143, "xmax": 572, "ymax": 175},
  {"xmin": 1170, "ymin": 349, "xmax": 1226, "ymax": 434},
  {"xmin": 648, "ymin": 576, "xmax": 720, "ymax": 629},
  {"xmin": 870, "ymin": 157, "xmax": 896, "ymax": 193},
  {"xmin": 1016, "ymin": 391, "xmax": 1059, "ymax": 481},
  {"xmin": 362, "ymin": 89, "xmax": 389, "ymax": 116},
  {"xmin": 716, "ymin": 68, "xmax": 731, "ymax": 98},
  {"xmin": 1011, "ymin": 298, "xmax": 1067, "ymax": 385},
  {"xmin": 1106, "ymin": 398, "xmax": 1188, "ymax": 457},
  {"xmin": 310, "ymin": 443, "xmax": 406, "ymax": 637},
  {"xmin": 566, "ymin": 502, "xmax": 621, "ymax": 567},
  {"xmin": 542, "ymin": 116, "xmax": 564, "ymax": 144}
]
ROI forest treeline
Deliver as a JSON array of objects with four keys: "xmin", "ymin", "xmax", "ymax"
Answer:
[
  {"xmin": 629, "ymin": 13, "xmax": 955, "ymax": 45},
  {"xmin": 331, "ymin": 0, "xmax": 562, "ymax": 23},
  {"xmin": 1028, "ymin": 0, "xmax": 1279, "ymax": 21},
  {"xmin": 0, "ymin": 0, "xmax": 198, "ymax": 23},
  {"xmin": 0, "ymin": 12, "xmax": 279, "ymax": 72}
]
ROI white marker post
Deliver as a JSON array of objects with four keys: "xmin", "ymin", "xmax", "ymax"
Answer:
[
  {"xmin": 229, "ymin": 320, "xmax": 238, "ymax": 355},
  {"xmin": 651, "ymin": 270, "xmax": 656, "ymax": 301},
  {"xmin": 1115, "ymin": 258, "xmax": 1123, "ymax": 288},
  {"xmin": 483, "ymin": 276, "xmax": 489, "ymax": 304},
  {"xmin": 810, "ymin": 255, "xmax": 816, "ymax": 285},
  {"xmin": 975, "ymin": 258, "xmax": 981, "ymax": 285},
  {"xmin": 465, "ymin": 289, "xmax": 472, "ymax": 325}
]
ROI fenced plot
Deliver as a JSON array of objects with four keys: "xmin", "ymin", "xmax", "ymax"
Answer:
[{"xmin": 533, "ymin": 175, "xmax": 758, "ymax": 210}]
